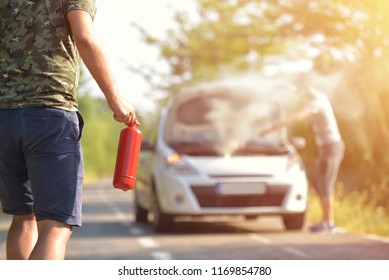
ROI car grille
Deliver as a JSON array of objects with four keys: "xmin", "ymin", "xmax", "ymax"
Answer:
[{"xmin": 191, "ymin": 185, "xmax": 287, "ymax": 208}]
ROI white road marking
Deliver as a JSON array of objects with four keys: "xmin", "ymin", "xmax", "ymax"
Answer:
[
  {"xmin": 138, "ymin": 237, "xmax": 159, "ymax": 248},
  {"xmin": 151, "ymin": 251, "xmax": 173, "ymax": 260},
  {"xmin": 249, "ymin": 233, "xmax": 307, "ymax": 258},
  {"xmin": 281, "ymin": 246, "xmax": 308, "ymax": 258},
  {"xmin": 249, "ymin": 234, "xmax": 271, "ymax": 244},
  {"xmin": 138, "ymin": 238, "xmax": 174, "ymax": 260}
]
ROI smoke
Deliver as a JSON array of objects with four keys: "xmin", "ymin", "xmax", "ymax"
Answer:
[
  {"xmin": 299, "ymin": 70, "xmax": 365, "ymax": 121},
  {"xmin": 198, "ymin": 73, "xmax": 293, "ymax": 155},
  {"xmin": 205, "ymin": 88, "xmax": 276, "ymax": 155},
  {"xmin": 263, "ymin": 60, "xmax": 366, "ymax": 122},
  {"xmin": 172, "ymin": 67, "xmax": 364, "ymax": 155}
]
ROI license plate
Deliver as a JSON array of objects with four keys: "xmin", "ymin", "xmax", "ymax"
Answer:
[{"xmin": 215, "ymin": 183, "xmax": 266, "ymax": 195}]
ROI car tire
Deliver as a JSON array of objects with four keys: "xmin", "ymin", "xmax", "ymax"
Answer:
[
  {"xmin": 151, "ymin": 190, "xmax": 174, "ymax": 232},
  {"xmin": 282, "ymin": 212, "xmax": 305, "ymax": 230},
  {"xmin": 134, "ymin": 193, "xmax": 148, "ymax": 223}
]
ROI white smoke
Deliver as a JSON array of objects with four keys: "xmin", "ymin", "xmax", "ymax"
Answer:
[
  {"xmin": 171, "ymin": 65, "xmax": 363, "ymax": 155},
  {"xmin": 198, "ymin": 73, "xmax": 293, "ymax": 155}
]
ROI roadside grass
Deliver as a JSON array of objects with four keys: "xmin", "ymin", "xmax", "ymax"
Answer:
[{"xmin": 307, "ymin": 182, "xmax": 389, "ymax": 238}]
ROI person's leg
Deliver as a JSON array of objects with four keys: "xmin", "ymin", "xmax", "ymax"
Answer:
[
  {"xmin": 6, "ymin": 213, "xmax": 38, "ymax": 260},
  {"xmin": 320, "ymin": 195, "xmax": 334, "ymax": 225},
  {"xmin": 0, "ymin": 110, "xmax": 36, "ymax": 259},
  {"xmin": 29, "ymin": 220, "xmax": 73, "ymax": 260},
  {"xmin": 310, "ymin": 142, "xmax": 344, "ymax": 232},
  {"xmin": 312, "ymin": 146, "xmax": 328, "ymax": 224},
  {"xmin": 23, "ymin": 108, "xmax": 84, "ymax": 259},
  {"xmin": 320, "ymin": 142, "xmax": 344, "ymax": 225}
]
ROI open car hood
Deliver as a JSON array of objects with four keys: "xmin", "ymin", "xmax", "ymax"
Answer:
[{"xmin": 164, "ymin": 83, "xmax": 288, "ymax": 156}]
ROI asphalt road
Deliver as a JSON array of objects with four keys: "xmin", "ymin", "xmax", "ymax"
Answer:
[{"xmin": 1, "ymin": 178, "xmax": 389, "ymax": 260}]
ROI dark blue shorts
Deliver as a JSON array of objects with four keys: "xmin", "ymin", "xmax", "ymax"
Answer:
[{"xmin": 0, "ymin": 108, "xmax": 84, "ymax": 227}]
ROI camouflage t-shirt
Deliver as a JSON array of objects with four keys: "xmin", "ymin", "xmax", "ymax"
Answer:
[{"xmin": 0, "ymin": 0, "xmax": 97, "ymax": 111}]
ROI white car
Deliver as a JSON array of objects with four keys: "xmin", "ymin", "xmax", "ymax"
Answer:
[{"xmin": 134, "ymin": 84, "xmax": 308, "ymax": 232}]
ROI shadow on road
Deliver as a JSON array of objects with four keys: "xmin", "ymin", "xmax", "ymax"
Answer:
[
  {"xmin": 166, "ymin": 221, "xmax": 270, "ymax": 234},
  {"xmin": 72, "ymin": 216, "xmax": 288, "ymax": 239},
  {"xmin": 130, "ymin": 216, "xmax": 288, "ymax": 236}
]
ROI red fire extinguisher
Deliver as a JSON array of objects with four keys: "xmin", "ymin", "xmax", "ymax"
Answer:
[{"xmin": 113, "ymin": 120, "xmax": 142, "ymax": 191}]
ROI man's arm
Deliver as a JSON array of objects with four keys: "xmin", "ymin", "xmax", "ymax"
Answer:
[
  {"xmin": 67, "ymin": 10, "xmax": 136, "ymax": 125},
  {"xmin": 259, "ymin": 107, "xmax": 312, "ymax": 136}
]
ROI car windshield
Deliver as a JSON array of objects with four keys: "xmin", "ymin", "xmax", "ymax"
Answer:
[{"xmin": 164, "ymin": 86, "xmax": 288, "ymax": 156}]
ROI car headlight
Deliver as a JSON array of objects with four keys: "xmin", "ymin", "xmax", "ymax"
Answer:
[{"xmin": 165, "ymin": 153, "xmax": 198, "ymax": 175}]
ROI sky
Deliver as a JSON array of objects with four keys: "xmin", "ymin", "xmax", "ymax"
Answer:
[{"xmin": 84, "ymin": 0, "xmax": 197, "ymax": 113}]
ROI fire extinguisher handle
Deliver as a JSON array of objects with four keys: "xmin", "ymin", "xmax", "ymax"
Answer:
[
  {"xmin": 128, "ymin": 116, "xmax": 141, "ymax": 127},
  {"xmin": 126, "ymin": 120, "xmax": 139, "ymax": 128}
]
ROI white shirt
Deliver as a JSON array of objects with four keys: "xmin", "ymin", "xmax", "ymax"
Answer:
[{"xmin": 308, "ymin": 93, "xmax": 342, "ymax": 146}]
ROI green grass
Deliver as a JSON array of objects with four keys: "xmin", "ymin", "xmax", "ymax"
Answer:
[{"xmin": 307, "ymin": 182, "xmax": 389, "ymax": 237}]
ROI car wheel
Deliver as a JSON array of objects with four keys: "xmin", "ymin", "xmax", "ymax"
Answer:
[
  {"xmin": 134, "ymin": 192, "xmax": 148, "ymax": 223},
  {"xmin": 282, "ymin": 212, "xmax": 305, "ymax": 230},
  {"xmin": 151, "ymin": 190, "xmax": 174, "ymax": 232}
]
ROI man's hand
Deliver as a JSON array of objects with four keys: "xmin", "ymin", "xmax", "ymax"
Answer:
[{"xmin": 110, "ymin": 95, "xmax": 137, "ymax": 125}]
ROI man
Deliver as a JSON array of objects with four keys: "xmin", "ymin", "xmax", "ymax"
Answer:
[
  {"xmin": 0, "ymin": 0, "xmax": 136, "ymax": 259},
  {"xmin": 260, "ymin": 84, "xmax": 344, "ymax": 233}
]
